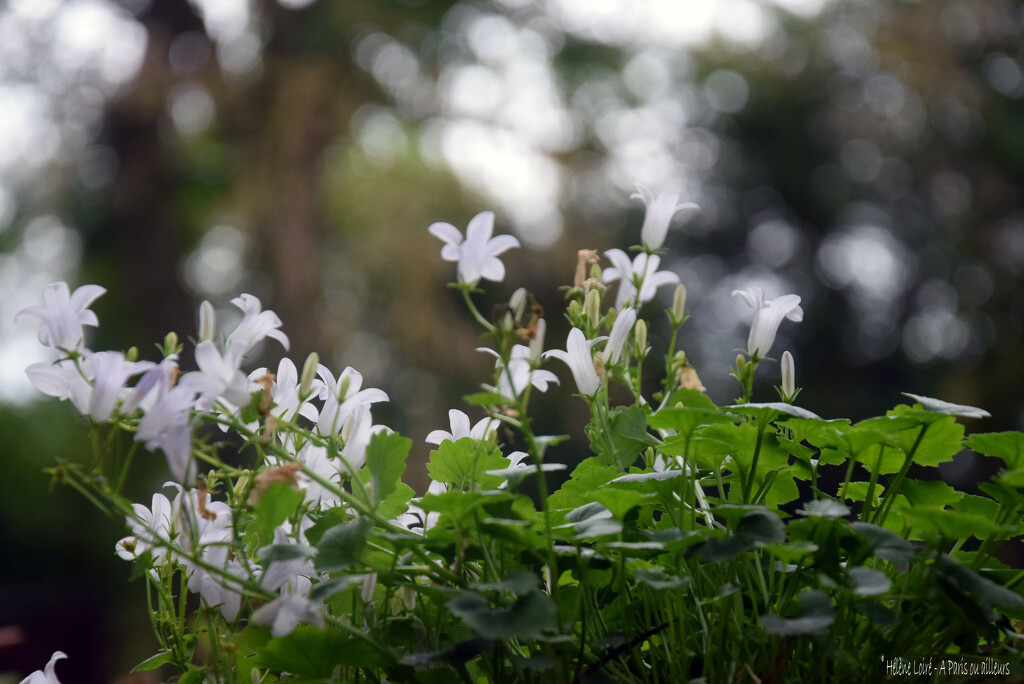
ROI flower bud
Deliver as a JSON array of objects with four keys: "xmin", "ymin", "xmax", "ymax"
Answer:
[
  {"xmin": 585, "ymin": 289, "xmax": 601, "ymax": 329},
  {"xmin": 198, "ymin": 300, "xmax": 216, "ymax": 342},
  {"xmin": 509, "ymin": 287, "xmax": 528, "ymax": 323},
  {"xmin": 634, "ymin": 319, "xmax": 648, "ymax": 355},
  {"xmin": 781, "ymin": 350, "xmax": 795, "ymax": 399},
  {"xmin": 162, "ymin": 332, "xmax": 179, "ymax": 357},
  {"xmin": 735, "ymin": 354, "xmax": 747, "ymax": 377},
  {"xmin": 672, "ymin": 283, "xmax": 687, "ymax": 324},
  {"xmin": 530, "ymin": 318, "xmax": 546, "ymax": 364},
  {"xmin": 568, "ymin": 300, "xmax": 582, "ymax": 317},
  {"xmin": 300, "ymin": 352, "xmax": 320, "ymax": 398},
  {"xmin": 125, "ymin": 346, "xmax": 139, "ymax": 362}
]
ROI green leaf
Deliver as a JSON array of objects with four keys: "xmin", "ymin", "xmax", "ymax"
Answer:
[
  {"xmin": 900, "ymin": 479, "xmax": 963, "ymax": 507},
  {"xmin": 447, "ymin": 589, "xmax": 557, "ymax": 639},
  {"xmin": 727, "ymin": 402, "xmax": 821, "ymax": 420},
  {"xmin": 314, "ymin": 518, "xmax": 371, "ymax": 573},
  {"xmin": 633, "ymin": 568, "xmax": 690, "ymax": 590},
  {"xmin": 473, "ymin": 571, "xmax": 538, "ymax": 596},
  {"xmin": 303, "ymin": 507, "xmax": 346, "ymax": 546},
  {"xmin": 761, "ymin": 590, "xmax": 834, "ymax": 636},
  {"xmin": 257, "ymin": 625, "xmax": 381, "ymax": 676},
  {"xmin": 842, "ymin": 481, "xmax": 885, "ymax": 505},
  {"xmin": 365, "ymin": 431, "xmax": 411, "ymax": 504},
  {"xmin": 966, "ymin": 432, "xmax": 1024, "ymax": 469},
  {"xmin": 375, "ymin": 481, "xmax": 414, "ymax": 520},
  {"xmin": 897, "ymin": 504, "xmax": 1011, "ymax": 541},
  {"xmin": 935, "ymin": 555, "xmax": 1024, "ymax": 615},
  {"xmin": 179, "ymin": 670, "xmax": 206, "ymax": 684},
  {"xmin": 419, "ymin": 490, "xmax": 512, "ymax": 523},
  {"xmin": 548, "ymin": 458, "xmax": 619, "ymax": 511},
  {"xmin": 848, "ymin": 566, "xmax": 891, "ymax": 596},
  {"xmin": 898, "ymin": 416, "xmax": 965, "ymax": 468},
  {"xmin": 849, "ymin": 522, "xmax": 914, "ymax": 562},
  {"xmin": 594, "ymin": 404, "xmax": 658, "ymax": 470},
  {"xmin": 900, "ymin": 393, "xmax": 991, "ymax": 419},
  {"xmin": 131, "ymin": 651, "xmax": 173, "ymax": 672},
  {"xmin": 426, "ymin": 438, "xmax": 508, "ymax": 490},
  {"xmin": 585, "ymin": 488, "xmax": 652, "ymax": 521},
  {"xmin": 463, "ymin": 391, "xmax": 509, "ymax": 408},
  {"xmin": 251, "ymin": 482, "xmax": 303, "ymax": 546},
  {"xmin": 650, "ymin": 404, "xmax": 736, "ymax": 436},
  {"xmin": 257, "ymin": 542, "xmax": 314, "ymax": 564}
]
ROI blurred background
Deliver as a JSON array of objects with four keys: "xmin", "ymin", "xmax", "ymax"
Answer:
[{"xmin": 0, "ymin": 0, "xmax": 1022, "ymax": 680}]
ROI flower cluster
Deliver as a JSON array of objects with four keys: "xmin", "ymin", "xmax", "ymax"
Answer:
[{"xmin": 27, "ymin": 185, "xmax": 1016, "ymax": 684}]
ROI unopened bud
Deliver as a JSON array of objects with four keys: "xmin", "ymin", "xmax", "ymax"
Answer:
[
  {"xmin": 509, "ymin": 287, "xmax": 528, "ymax": 323},
  {"xmin": 781, "ymin": 350, "xmax": 796, "ymax": 399},
  {"xmin": 585, "ymin": 289, "xmax": 601, "ymax": 328},
  {"xmin": 162, "ymin": 332, "xmax": 179, "ymax": 357},
  {"xmin": 198, "ymin": 300, "xmax": 216, "ymax": 342},
  {"xmin": 300, "ymin": 352, "xmax": 319, "ymax": 398},
  {"xmin": 672, "ymin": 284, "xmax": 687, "ymax": 324},
  {"xmin": 530, "ymin": 318, "xmax": 546, "ymax": 363},
  {"xmin": 735, "ymin": 354, "xmax": 747, "ymax": 377},
  {"xmin": 125, "ymin": 346, "xmax": 139, "ymax": 362},
  {"xmin": 568, "ymin": 300, "xmax": 582, "ymax": 317},
  {"xmin": 634, "ymin": 318, "xmax": 648, "ymax": 354}
]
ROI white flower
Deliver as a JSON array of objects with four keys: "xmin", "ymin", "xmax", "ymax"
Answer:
[
  {"xmin": 226, "ymin": 293, "xmax": 289, "ymax": 354},
  {"xmin": 17, "ymin": 282, "xmax": 105, "ymax": 350},
  {"xmin": 20, "ymin": 651, "xmax": 67, "ymax": 684},
  {"xmin": 428, "ymin": 211, "xmax": 520, "ymax": 286},
  {"xmin": 602, "ymin": 249, "xmax": 680, "ymax": 310},
  {"xmin": 249, "ymin": 358, "xmax": 319, "ymax": 425},
  {"xmin": 631, "ymin": 184, "xmax": 698, "ymax": 250},
  {"xmin": 426, "ymin": 409, "xmax": 496, "ymax": 445},
  {"xmin": 252, "ymin": 576, "xmax": 324, "ymax": 637},
  {"xmin": 134, "ymin": 370, "xmax": 197, "ymax": 481},
  {"xmin": 602, "ymin": 307, "xmax": 637, "ymax": 366},
  {"xmin": 315, "ymin": 365, "xmax": 388, "ymax": 436},
  {"xmin": 733, "ymin": 286, "xmax": 803, "ymax": 358},
  {"xmin": 116, "ymin": 491, "xmax": 175, "ymax": 565},
  {"xmin": 544, "ymin": 328, "xmax": 607, "ymax": 396},
  {"xmin": 25, "ymin": 360, "xmax": 90, "ymax": 414},
  {"xmin": 476, "ymin": 345, "xmax": 559, "ymax": 401},
  {"xmin": 180, "ymin": 341, "xmax": 250, "ymax": 412},
  {"xmin": 261, "ymin": 527, "xmax": 315, "ymax": 593},
  {"xmin": 84, "ymin": 351, "xmax": 153, "ymax": 422}
]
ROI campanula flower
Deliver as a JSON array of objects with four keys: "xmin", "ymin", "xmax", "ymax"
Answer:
[
  {"xmin": 428, "ymin": 211, "xmax": 520, "ymax": 286},
  {"xmin": 226, "ymin": 293, "xmax": 289, "ymax": 354},
  {"xmin": 631, "ymin": 184, "xmax": 698, "ymax": 250},
  {"xmin": 602, "ymin": 307, "xmax": 637, "ymax": 366},
  {"xmin": 733, "ymin": 286, "xmax": 803, "ymax": 358},
  {"xmin": 426, "ymin": 409, "xmax": 497, "ymax": 445},
  {"xmin": 16, "ymin": 282, "xmax": 106, "ymax": 351},
  {"xmin": 544, "ymin": 328, "xmax": 607, "ymax": 396},
  {"xmin": 602, "ymin": 249, "xmax": 679, "ymax": 310},
  {"xmin": 20, "ymin": 651, "xmax": 67, "ymax": 684}
]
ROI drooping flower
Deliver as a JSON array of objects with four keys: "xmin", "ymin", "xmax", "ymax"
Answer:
[
  {"xmin": 134, "ymin": 370, "xmax": 197, "ymax": 481},
  {"xmin": 631, "ymin": 184, "xmax": 698, "ymax": 250},
  {"xmin": 544, "ymin": 328, "xmax": 607, "ymax": 396},
  {"xmin": 733, "ymin": 286, "xmax": 803, "ymax": 358},
  {"xmin": 252, "ymin": 576, "xmax": 324, "ymax": 637},
  {"xmin": 225, "ymin": 293, "xmax": 289, "ymax": 354},
  {"xmin": 426, "ymin": 409, "xmax": 497, "ymax": 445},
  {"xmin": 20, "ymin": 650, "xmax": 67, "ymax": 684},
  {"xmin": 602, "ymin": 249, "xmax": 680, "ymax": 310},
  {"xmin": 428, "ymin": 211, "xmax": 520, "ymax": 286},
  {"xmin": 602, "ymin": 307, "xmax": 637, "ymax": 366},
  {"xmin": 16, "ymin": 281, "xmax": 106, "ymax": 351}
]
